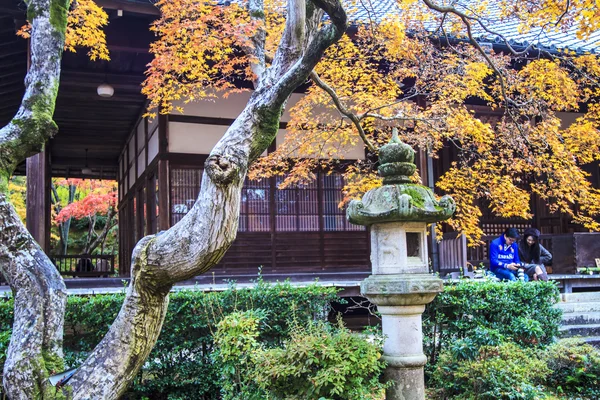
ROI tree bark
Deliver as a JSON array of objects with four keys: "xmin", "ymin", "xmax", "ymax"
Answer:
[
  {"xmin": 0, "ymin": 194, "xmax": 67, "ymax": 399},
  {"xmin": 0, "ymin": 0, "xmax": 70, "ymax": 398},
  {"xmin": 67, "ymin": 1, "xmax": 347, "ymax": 398}
]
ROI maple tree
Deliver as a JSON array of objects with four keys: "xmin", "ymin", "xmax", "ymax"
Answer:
[
  {"xmin": 17, "ymin": 0, "xmax": 110, "ymax": 61},
  {"xmin": 145, "ymin": 0, "xmax": 600, "ymax": 244},
  {"xmin": 52, "ymin": 179, "xmax": 118, "ymax": 255}
]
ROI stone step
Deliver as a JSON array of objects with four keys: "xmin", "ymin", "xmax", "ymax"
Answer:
[
  {"xmin": 584, "ymin": 336, "xmax": 600, "ymax": 348},
  {"xmin": 557, "ymin": 302, "xmax": 600, "ymax": 313},
  {"xmin": 559, "ymin": 323, "xmax": 600, "ymax": 338},
  {"xmin": 561, "ymin": 292, "xmax": 600, "ymax": 303},
  {"xmin": 561, "ymin": 312, "xmax": 600, "ymax": 325}
]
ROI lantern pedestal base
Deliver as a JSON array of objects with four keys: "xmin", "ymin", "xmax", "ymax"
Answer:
[{"xmin": 361, "ymin": 274, "xmax": 443, "ymax": 400}]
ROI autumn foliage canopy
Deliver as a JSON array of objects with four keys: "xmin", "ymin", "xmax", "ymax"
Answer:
[
  {"xmin": 54, "ymin": 179, "xmax": 117, "ymax": 224},
  {"xmin": 31, "ymin": 0, "xmax": 600, "ymax": 244}
]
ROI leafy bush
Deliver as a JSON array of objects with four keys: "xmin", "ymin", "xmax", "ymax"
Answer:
[
  {"xmin": 213, "ymin": 311, "xmax": 388, "ymax": 400},
  {"xmin": 424, "ymin": 280, "xmax": 562, "ymax": 366},
  {"xmin": 0, "ymin": 279, "xmax": 339, "ymax": 399},
  {"xmin": 543, "ymin": 338, "xmax": 600, "ymax": 399},
  {"xmin": 430, "ymin": 342, "xmax": 551, "ymax": 400},
  {"xmin": 430, "ymin": 337, "xmax": 600, "ymax": 400},
  {"xmin": 213, "ymin": 310, "xmax": 268, "ymax": 400}
]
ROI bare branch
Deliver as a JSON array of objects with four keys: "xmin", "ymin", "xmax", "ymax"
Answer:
[
  {"xmin": 246, "ymin": 0, "xmax": 267, "ymax": 85},
  {"xmin": 309, "ymin": 70, "xmax": 377, "ymax": 152}
]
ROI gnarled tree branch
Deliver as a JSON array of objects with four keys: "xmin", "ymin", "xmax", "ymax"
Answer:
[
  {"xmin": 0, "ymin": 0, "xmax": 70, "ymax": 398},
  {"xmin": 66, "ymin": 2, "xmax": 348, "ymax": 398}
]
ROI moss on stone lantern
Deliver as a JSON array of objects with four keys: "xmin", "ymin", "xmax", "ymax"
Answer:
[{"xmin": 347, "ymin": 129, "xmax": 455, "ymax": 226}]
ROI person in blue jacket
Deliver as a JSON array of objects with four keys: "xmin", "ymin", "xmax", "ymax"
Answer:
[{"xmin": 489, "ymin": 228, "xmax": 527, "ymax": 281}]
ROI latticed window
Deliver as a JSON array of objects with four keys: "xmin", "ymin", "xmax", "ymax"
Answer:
[
  {"xmin": 168, "ymin": 168, "xmax": 363, "ymax": 232},
  {"xmin": 170, "ymin": 168, "xmax": 202, "ymax": 225},
  {"xmin": 239, "ymin": 178, "xmax": 270, "ymax": 232},
  {"xmin": 275, "ymin": 175, "xmax": 319, "ymax": 231},
  {"xmin": 322, "ymin": 173, "xmax": 364, "ymax": 231}
]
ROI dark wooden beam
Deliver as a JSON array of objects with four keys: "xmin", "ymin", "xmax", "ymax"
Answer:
[
  {"xmin": 0, "ymin": 69, "xmax": 26, "ymax": 82},
  {"xmin": 95, "ymin": 0, "xmax": 160, "ymax": 16},
  {"xmin": 58, "ymin": 80, "xmax": 142, "ymax": 92},
  {"xmin": 0, "ymin": 96, "xmax": 23, "ymax": 110},
  {"xmin": 60, "ymin": 69, "xmax": 145, "ymax": 82},
  {"xmin": 51, "ymin": 143, "xmax": 125, "ymax": 152},
  {"xmin": 54, "ymin": 116, "xmax": 136, "ymax": 123},
  {"xmin": 51, "ymin": 156, "xmax": 118, "ymax": 168},
  {"xmin": 158, "ymin": 159, "xmax": 169, "ymax": 230},
  {"xmin": 106, "ymin": 44, "xmax": 149, "ymax": 54},
  {"xmin": 0, "ymin": 58, "xmax": 26, "ymax": 71},
  {"xmin": 50, "ymin": 169, "xmax": 118, "ymax": 180},
  {"xmin": 0, "ymin": 50, "xmax": 25, "ymax": 60},
  {"xmin": 0, "ymin": 81, "xmax": 24, "ymax": 95},
  {"xmin": 168, "ymin": 114, "xmax": 289, "ymax": 130},
  {"xmin": 0, "ymin": 0, "xmax": 26, "ymax": 15},
  {"xmin": 157, "ymin": 114, "xmax": 169, "ymax": 230},
  {"xmin": 26, "ymin": 144, "xmax": 50, "ymax": 253},
  {"xmin": 163, "ymin": 153, "xmax": 208, "ymax": 166}
]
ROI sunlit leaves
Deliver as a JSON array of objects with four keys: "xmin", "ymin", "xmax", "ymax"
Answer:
[
  {"xmin": 141, "ymin": 0, "xmax": 600, "ymax": 244},
  {"xmin": 17, "ymin": 0, "xmax": 109, "ymax": 61},
  {"xmin": 143, "ymin": 0, "xmax": 288, "ymax": 115},
  {"xmin": 517, "ymin": 60, "xmax": 579, "ymax": 110},
  {"xmin": 54, "ymin": 179, "xmax": 117, "ymax": 224},
  {"xmin": 498, "ymin": 0, "xmax": 600, "ymax": 40},
  {"xmin": 64, "ymin": 0, "xmax": 110, "ymax": 61}
]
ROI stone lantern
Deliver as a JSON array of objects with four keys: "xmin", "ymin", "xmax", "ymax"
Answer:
[{"xmin": 347, "ymin": 130, "xmax": 455, "ymax": 400}]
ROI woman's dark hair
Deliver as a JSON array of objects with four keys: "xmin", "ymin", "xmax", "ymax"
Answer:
[
  {"xmin": 519, "ymin": 234, "xmax": 541, "ymax": 264},
  {"xmin": 504, "ymin": 227, "xmax": 520, "ymax": 239}
]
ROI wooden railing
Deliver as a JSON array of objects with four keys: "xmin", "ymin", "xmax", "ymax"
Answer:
[
  {"xmin": 439, "ymin": 232, "xmax": 467, "ymax": 273},
  {"xmin": 50, "ymin": 254, "xmax": 115, "ymax": 277}
]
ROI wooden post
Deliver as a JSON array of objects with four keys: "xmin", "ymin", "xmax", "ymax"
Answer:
[
  {"xmin": 26, "ymin": 144, "xmax": 51, "ymax": 253},
  {"xmin": 157, "ymin": 114, "xmax": 170, "ymax": 231}
]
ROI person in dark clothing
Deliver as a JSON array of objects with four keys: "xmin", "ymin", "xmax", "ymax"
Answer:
[
  {"xmin": 518, "ymin": 228, "xmax": 551, "ymax": 281},
  {"xmin": 489, "ymin": 228, "xmax": 526, "ymax": 281}
]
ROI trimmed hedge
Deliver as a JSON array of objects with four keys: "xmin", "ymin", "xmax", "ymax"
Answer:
[
  {"xmin": 423, "ymin": 280, "xmax": 562, "ymax": 367},
  {"xmin": 0, "ymin": 279, "xmax": 565, "ymax": 399},
  {"xmin": 0, "ymin": 279, "xmax": 339, "ymax": 399}
]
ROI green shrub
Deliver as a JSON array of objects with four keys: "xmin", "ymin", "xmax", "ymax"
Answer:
[
  {"xmin": 213, "ymin": 311, "xmax": 388, "ymax": 400},
  {"xmin": 430, "ymin": 342, "xmax": 551, "ymax": 400},
  {"xmin": 543, "ymin": 338, "xmax": 600, "ymax": 399},
  {"xmin": 424, "ymin": 280, "xmax": 562, "ymax": 366},
  {"xmin": 0, "ymin": 279, "xmax": 339, "ymax": 399},
  {"xmin": 212, "ymin": 310, "xmax": 268, "ymax": 400}
]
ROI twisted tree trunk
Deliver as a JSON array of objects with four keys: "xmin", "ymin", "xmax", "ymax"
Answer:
[
  {"xmin": 0, "ymin": 0, "xmax": 69, "ymax": 398},
  {"xmin": 0, "ymin": 194, "xmax": 67, "ymax": 399},
  {"xmin": 68, "ymin": 3, "xmax": 347, "ymax": 397},
  {"xmin": 0, "ymin": 0, "xmax": 347, "ymax": 398}
]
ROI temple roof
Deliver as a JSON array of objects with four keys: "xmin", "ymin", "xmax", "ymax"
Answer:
[{"xmin": 347, "ymin": 0, "xmax": 599, "ymax": 54}]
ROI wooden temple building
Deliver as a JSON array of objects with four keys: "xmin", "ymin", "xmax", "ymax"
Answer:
[{"xmin": 1, "ymin": 0, "xmax": 599, "ymax": 286}]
